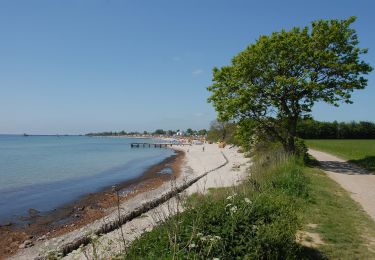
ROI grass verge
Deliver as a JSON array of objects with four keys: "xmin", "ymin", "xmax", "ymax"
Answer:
[{"xmin": 301, "ymin": 164, "xmax": 375, "ymax": 259}]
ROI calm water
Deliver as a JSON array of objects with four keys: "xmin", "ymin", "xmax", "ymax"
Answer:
[{"xmin": 0, "ymin": 135, "xmax": 174, "ymax": 224}]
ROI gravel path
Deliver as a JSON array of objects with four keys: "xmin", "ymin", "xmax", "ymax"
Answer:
[{"xmin": 309, "ymin": 149, "xmax": 375, "ymax": 221}]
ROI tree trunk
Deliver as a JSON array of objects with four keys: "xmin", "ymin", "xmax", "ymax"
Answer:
[{"xmin": 285, "ymin": 116, "xmax": 298, "ymax": 154}]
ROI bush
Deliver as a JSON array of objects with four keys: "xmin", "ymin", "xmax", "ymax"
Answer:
[
  {"xmin": 118, "ymin": 151, "xmax": 309, "ymax": 259},
  {"xmin": 122, "ymin": 191, "xmax": 301, "ymax": 259},
  {"xmin": 294, "ymin": 138, "xmax": 308, "ymax": 160}
]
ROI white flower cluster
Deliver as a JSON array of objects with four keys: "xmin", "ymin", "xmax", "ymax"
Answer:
[
  {"xmin": 230, "ymin": 205, "xmax": 238, "ymax": 213},
  {"xmin": 244, "ymin": 197, "xmax": 252, "ymax": 204},
  {"xmin": 196, "ymin": 233, "xmax": 221, "ymax": 243},
  {"xmin": 189, "ymin": 243, "xmax": 196, "ymax": 248},
  {"xmin": 225, "ymin": 193, "xmax": 253, "ymax": 216},
  {"xmin": 226, "ymin": 192, "xmax": 238, "ymax": 201}
]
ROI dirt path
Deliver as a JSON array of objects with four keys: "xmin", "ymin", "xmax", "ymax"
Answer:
[{"xmin": 309, "ymin": 149, "xmax": 375, "ymax": 222}]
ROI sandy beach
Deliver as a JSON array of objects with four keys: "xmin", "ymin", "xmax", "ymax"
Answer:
[
  {"xmin": 0, "ymin": 149, "xmax": 184, "ymax": 259},
  {"xmin": 8, "ymin": 142, "xmax": 250, "ymax": 260}
]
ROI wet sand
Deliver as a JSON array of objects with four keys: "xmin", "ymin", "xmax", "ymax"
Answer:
[{"xmin": 0, "ymin": 150, "xmax": 184, "ymax": 259}]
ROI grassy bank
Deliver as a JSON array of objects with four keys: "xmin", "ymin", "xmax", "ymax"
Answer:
[
  {"xmin": 303, "ymin": 165, "xmax": 375, "ymax": 258},
  {"xmin": 115, "ymin": 149, "xmax": 375, "ymax": 259},
  {"xmin": 306, "ymin": 139, "xmax": 375, "ymax": 172}
]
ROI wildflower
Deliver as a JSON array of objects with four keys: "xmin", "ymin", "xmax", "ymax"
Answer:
[
  {"xmin": 214, "ymin": 235, "xmax": 221, "ymax": 240},
  {"xmin": 244, "ymin": 198, "xmax": 252, "ymax": 204},
  {"xmin": 200, "ymin": 236, "xmax": 207, "ymax": 241},
  {"xmin": 225, "ymin": 203, "xmax": 232, "ymax": 208},
  {"xmin": 230, "ymin": 206, "xmax": 238, "ymax": 213},
  {"xmin": 196, "ymin": 232, "xmax": 203, "ymax": 237},
  {"xmin": 226, "ymin": 195, "xmax": 232, "ymax": 200},
  {"xmin": 189, "ymin": 243, "xmax": 196, "ymax": 248}
]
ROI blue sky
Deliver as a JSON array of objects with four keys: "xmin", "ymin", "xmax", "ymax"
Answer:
[{"xmin": 0, "ymin": 0, "xmax": 374, "ymax": 134}]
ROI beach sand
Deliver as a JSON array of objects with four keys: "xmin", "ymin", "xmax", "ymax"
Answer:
[{"xmin": 8, "ymin": 143, "xmax": 250, "ymax": 260}]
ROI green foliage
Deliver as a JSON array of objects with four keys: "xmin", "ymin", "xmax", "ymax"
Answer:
[
  {"xmin": 153, "ymin": 129, "xmax": 166, "ymax": 135},
  {"xmin": 120, "ymin": 152, "xmax": 309, "ymax": 259},
  {"xmin": 297, "ymin": 119, "xmax": 375, "ymax": 139},
  {"xmin": 234, "ymin": 119, "xmax": 257, "ymax": 151},
  {"xmin": 198, "ymin": 129, "xmax": 207, "ymax": 136},
  {"xmin": 86, "ymin": 131, "xmax": 129, "ymax": 136},
  {"xmin": 206, "ymin": 120, "xmax": 239, "ymax": 144},
  {"xmin": 166, "ymin": 130, "xmax": 176, "ymax": 136},
  {"xmin": 207, "ymin": 16, "xmax": 372, "ymax": 153},
  {"xmin": 186, "ymin": 128, "xmax": 194, "ymax": 135},
  {"xmin": 294, "ymin": 138, "xmax": 309, "ymax": 159}
]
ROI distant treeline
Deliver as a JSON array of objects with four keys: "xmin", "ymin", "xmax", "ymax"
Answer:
[
  {"xmin": 297, "ymin": 120, "xmax": 375, "ymax": 139},
  {"xmin": 205, "ymin": 119, "xmax": 375, "ymax": 148},
  {"xmin": 86, "ymin": 131, "xmax": 141, "ymax": 136},
  {"xmin": 86, "ymin": 128, "xmax": 207, "ymax": 137}
]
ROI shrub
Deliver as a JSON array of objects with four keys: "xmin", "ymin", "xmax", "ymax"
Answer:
[
  {"xmin": 122, "ymin": 191, "xmax": 301, "ymax": 259},
  {"xmin": 119, "ymin": 151, "xmax": 309, "ymax": 259}
]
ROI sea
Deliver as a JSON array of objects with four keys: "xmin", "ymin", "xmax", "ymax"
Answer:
[{"xmin": 0, "ymin": 135, "xmax": 174, "ymax": 225}]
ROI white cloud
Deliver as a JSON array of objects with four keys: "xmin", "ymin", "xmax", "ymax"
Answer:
[
  {"xmin": 194, "ymin": 113, "xmax": 204, "ymax": 117},
  {"xmin": 192, "ymin": 69, "xmax": 204, "ymax": 76}
]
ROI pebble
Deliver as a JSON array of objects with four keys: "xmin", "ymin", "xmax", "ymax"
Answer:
[
  {"xmin": 19, "ymin": 239, "xmax": 33, "ymax": 249},
  {"xmin": 37, "ymin": 235, "xmax": 47, "ymax": 241}
]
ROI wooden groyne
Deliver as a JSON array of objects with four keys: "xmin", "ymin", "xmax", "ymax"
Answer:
[{"xmin": 130, "ymin": 142, "xmax": 191, "ymax": 148}]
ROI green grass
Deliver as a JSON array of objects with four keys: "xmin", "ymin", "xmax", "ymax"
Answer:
[
  {"xmin": 302, "ymin": 166, "xmax": 375, "ymax": 259},
  {"xmin": 305, "ymin": 139, "xmax": 375, "ymax": 172},
  {"xmin": 117, "ymin": 152, "xmax": 308, "ymax": 259},
  {"xmin": 113, "ymin": 149, "xmax": 375, "ymax": 259}
]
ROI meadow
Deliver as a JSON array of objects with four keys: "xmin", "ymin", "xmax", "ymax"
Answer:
[{"xmin": 305, "ymin": 139, "xmax": 375, "ymax": 172}]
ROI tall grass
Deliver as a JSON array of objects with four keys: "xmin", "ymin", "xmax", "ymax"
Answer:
[{"xmin": 117, "ymin": 150, "xmax": 309, "ymax": 259}]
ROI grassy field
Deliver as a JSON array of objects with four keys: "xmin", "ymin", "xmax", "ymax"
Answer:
[
  {"xmin": 305, "ymin": 139, "xmax": 375, "ymax": 172},
  {"xmin": 114, "ymin": 150, "xmax": 375, "ymax": 259}
]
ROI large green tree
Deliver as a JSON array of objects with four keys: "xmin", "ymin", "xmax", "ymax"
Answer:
[{"xmin": 208, "ymin": 17, "xmax": 372, "ymax": 153}]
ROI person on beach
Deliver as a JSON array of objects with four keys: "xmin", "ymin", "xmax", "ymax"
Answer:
[{"xmin": 202, "ymin": 146, "xmax": 205, "ymax": 152}]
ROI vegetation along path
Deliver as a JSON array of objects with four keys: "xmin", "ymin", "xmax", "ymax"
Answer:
[{"xmin": 309, "ymin": 149, "xmax": 375, "ymax": 221}]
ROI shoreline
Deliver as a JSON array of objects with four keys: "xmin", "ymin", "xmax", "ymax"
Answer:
[
  {"xmin": 0, "ymin": 149, "xmax": 185, "ymax": 259},
  {"xmin": 9, "ymin": 143, "xmax": 250, "ymax": 260}
]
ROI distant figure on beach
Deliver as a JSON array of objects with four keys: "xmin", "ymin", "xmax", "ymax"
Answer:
[{"xmin": 202, "ymin": 146, "xmax": 205, "ymax": 152}]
